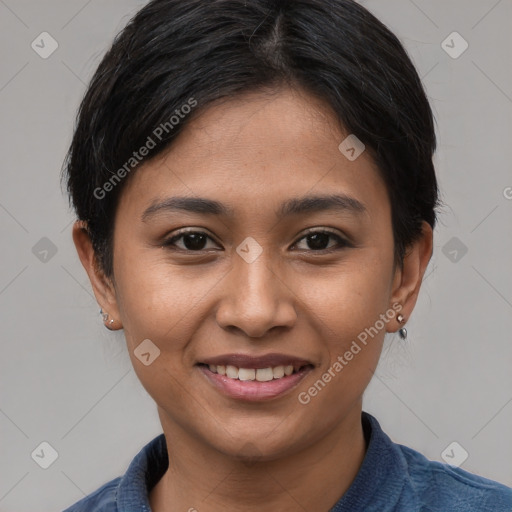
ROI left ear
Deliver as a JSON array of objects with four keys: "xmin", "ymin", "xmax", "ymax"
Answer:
[{"xmin": 387, "ymin": 221, "xmax": 433, "ymax": 332}]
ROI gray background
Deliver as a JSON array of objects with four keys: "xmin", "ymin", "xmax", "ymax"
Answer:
[{"xmin": 1, "ymin": 0, "xmax": 511, "ymax": 510}]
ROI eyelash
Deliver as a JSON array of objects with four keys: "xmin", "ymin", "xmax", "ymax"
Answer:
[{"xmin": 161, "ymin": 228, "xmax": 351, "ymax": 254}]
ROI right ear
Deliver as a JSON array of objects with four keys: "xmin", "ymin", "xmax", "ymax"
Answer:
[{"xmin": 72, "ymin": 220, "xmax": 121, "ymax": 327}]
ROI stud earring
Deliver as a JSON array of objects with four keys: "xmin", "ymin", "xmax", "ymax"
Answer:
[
  {"xmin": 100, "ymin": 308, "xmax": 115, "ymax": 327},
  {"xmin": 397, "ymin": 313, "xmax": 407, "ymax": 340}
]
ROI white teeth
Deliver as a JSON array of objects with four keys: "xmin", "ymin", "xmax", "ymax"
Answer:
[
  {"xmin": 206, "ymin": 363, "xmax": 306, "ymax": 381},
  {"xmin": 238, "ymin": 368, "xmax": 256, "ymax": 381},
  {"xmin": 272, "ymin": 366, "xmax": 285, "ymax": 379},
  {"xmin": 256, "ymin": 368, "xmax": 274, "ymax": 382},
  {"xmin": 226, "ymin": 365, "xmax": 239, "ymax": 379}
]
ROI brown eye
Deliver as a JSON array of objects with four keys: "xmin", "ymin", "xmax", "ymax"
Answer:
[
  {"xmin": 293, "ymin": 230, "xmax": 350, "ymax": 252},
  {"xmin": 163, "ymin": 230, "xmax": 219, "ymax": 251}
]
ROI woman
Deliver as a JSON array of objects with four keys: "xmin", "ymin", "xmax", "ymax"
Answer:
[{"xmin": 62, "ymin": 0, "xmax": 512, "ymax": 510}]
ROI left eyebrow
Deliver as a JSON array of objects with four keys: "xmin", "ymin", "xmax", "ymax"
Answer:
[
  {"xmin": 277, "ymin": 193, "xmax": 367, "ymax": 218},
  {"xmin": 141, "ymin": 193, "xmax": 367, "ymax": 222}
]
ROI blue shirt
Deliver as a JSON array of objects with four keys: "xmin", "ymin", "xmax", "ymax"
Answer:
[{"xmin": 62, "ymin": 412, "xmax": 512, "ymax": 511}]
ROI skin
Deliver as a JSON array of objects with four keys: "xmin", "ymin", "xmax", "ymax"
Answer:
[{"xmin": 73, "ymin": 86, "xmax": 433, "ymax": 512}]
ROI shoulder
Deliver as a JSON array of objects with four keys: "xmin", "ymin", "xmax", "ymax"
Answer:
[
  {"xmin": 397, "ymin": 443, "xmax": 512, "ymax": 511},
  {"xmin": 61, "ymin": 433, "xmax": 167, "ymax": 512},
  {"xmin": 61, "ymin": 477, "xmax": 120, "ymax": 512}
]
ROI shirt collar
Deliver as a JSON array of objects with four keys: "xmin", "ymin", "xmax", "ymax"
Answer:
[
  {"xmin": 329, "ymin": 412, "xmax": 407, "ymax": 511},
  {"xmin": 114, "ymin": 411, "xmax": 406, "ymax": 511},
  {"xmin": 116, "ymin": 431, "xmax": 168, "ymax": 511}
]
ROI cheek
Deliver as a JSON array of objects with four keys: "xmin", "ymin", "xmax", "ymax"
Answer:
[
  {"xmin": 113, "ymin": 246, "xmax": 208, "ymax": 341},
  {"xmin": 115, "ymin": 259, "xmax": 204, "ymax": 406},
  {"xmin": 304, "ymin": 253, "xmax": 392, "ymax": 389},
  {"xmin": 295, "ymin": 271, "xmax": 389, "ymax": 422},
  {"xmin": 307, "ymin": 253, "xmax": 393, "ymax": 334}
]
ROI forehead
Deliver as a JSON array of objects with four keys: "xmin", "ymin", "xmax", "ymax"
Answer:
[{"xmin": 118, "ymin": 87, "xmax": 389, "ymax": 222}]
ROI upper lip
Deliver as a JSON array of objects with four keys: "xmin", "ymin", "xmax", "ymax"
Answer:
[{"xmin": 199, "ymin": 353, "xmax": 313, "ymax": 370}]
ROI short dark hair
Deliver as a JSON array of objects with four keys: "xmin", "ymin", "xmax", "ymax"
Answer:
[{"xmin": 62, "ymin": 0, "xmax": 439, "ymax": 278}]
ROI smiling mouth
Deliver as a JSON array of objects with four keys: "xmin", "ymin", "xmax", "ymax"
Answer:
[{"xmin": 197, "ymin": 363, "xmax": 314, "ymax": 382}]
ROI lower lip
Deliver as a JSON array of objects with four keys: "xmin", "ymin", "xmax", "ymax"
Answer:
[{"xmin": 198, "ymin": 365, "xmax": 313, "ymax": 401}]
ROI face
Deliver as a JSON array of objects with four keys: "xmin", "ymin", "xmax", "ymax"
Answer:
[{"xmin": 77, "ymin": 87, "xmax": 430, "ymax": 460}]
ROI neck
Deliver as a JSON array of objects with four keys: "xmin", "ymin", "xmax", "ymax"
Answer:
[{"xmin": 150, "ymin": 405, "xmax": 367, "ymax": 512}]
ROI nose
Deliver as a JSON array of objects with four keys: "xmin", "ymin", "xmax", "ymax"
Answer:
[{"xmin": 215, "ymin": 250, "xmax": 297, "ymax": 338}]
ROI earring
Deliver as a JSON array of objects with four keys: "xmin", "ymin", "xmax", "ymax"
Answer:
[
  {"xmin": 397, "ymin": 313, "xmax": 407, "ymax": 340},
  {"xmin": 100, "ymin": 308, "xmax": 115, "ymax": 327}
]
